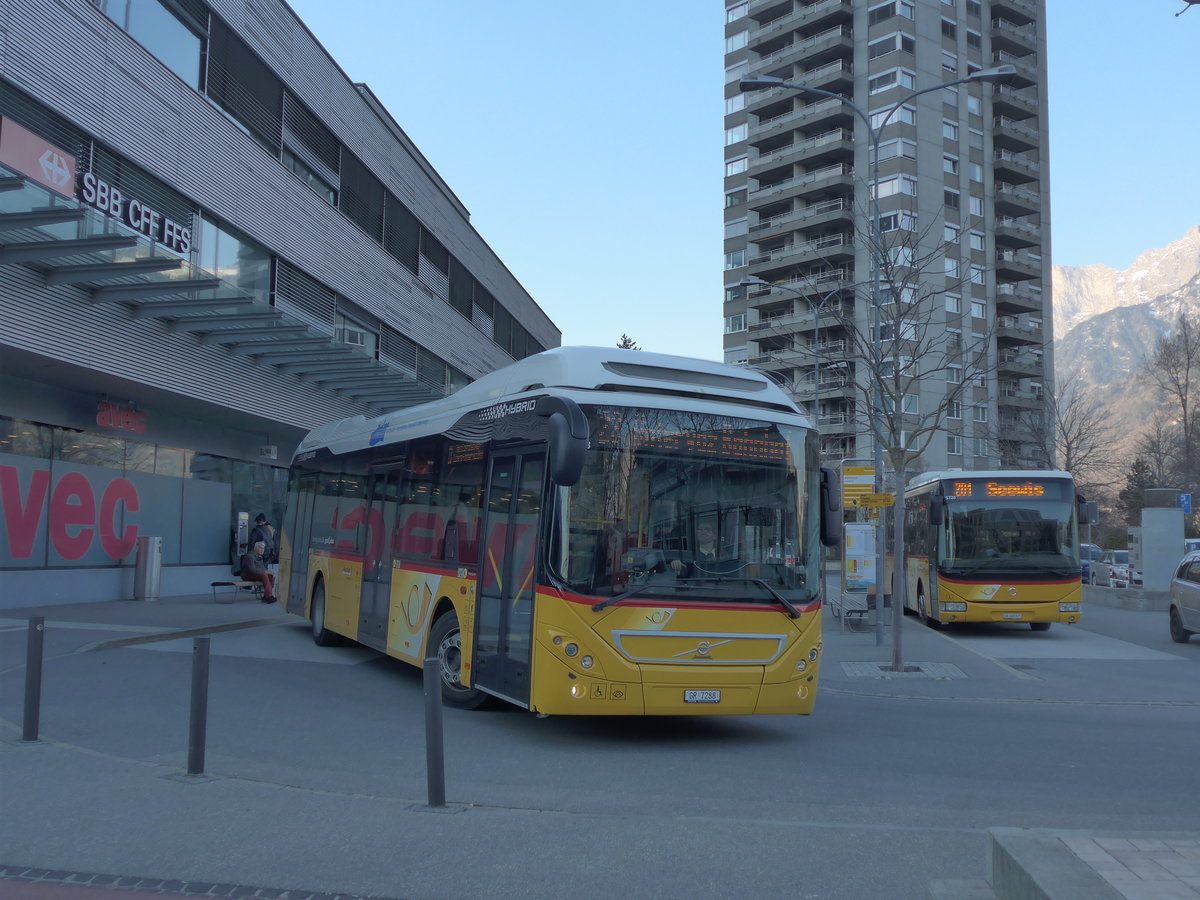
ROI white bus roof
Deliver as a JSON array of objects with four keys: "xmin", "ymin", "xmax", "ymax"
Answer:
[
  {"xmin": 297, "ymin": 346, "xmax": 808, "ymax": 458},
  {"xmin": 907, "ymin": 470, "xmax": 1074, "ymax": 491}
]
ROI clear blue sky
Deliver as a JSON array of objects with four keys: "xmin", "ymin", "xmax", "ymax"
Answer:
[{"xmin": 286, "ymin": 0, "xmax": 1200, "ymax": 361}]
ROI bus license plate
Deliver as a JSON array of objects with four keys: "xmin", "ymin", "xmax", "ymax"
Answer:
[
  {"xmin": 1003, "ymin": 612, "xmax": 1023, "ymax": 620},
  {"xmin": 684, "ymin": 690, "xmax": 721, "ymax": 703}
]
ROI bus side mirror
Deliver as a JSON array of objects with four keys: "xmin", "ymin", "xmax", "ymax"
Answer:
[
  {"xmin": 820, "ymin": 467, "xmax": 840, "ymax": 547},
  {"xmin": 929, "ymin": 494, "xmax": 943, "ymax": 525},
  {"xmin": 537, "ymin": 397, "xmax": 589, "ymax": 486}
]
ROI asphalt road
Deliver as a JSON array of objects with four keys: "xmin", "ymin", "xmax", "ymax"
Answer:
[{"xmin": 1, "ymin": 594, "xmax": 1197, "ymax": 900}]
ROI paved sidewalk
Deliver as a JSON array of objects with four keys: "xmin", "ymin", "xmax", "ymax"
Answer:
[{"xmin": 1061, "ymin": 835, "xmax": 1200, "ymax": 899}]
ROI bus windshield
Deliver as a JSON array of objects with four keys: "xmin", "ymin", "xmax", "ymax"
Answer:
[
  {"xmin": 551, "ymin": 405, "xmax": 818, "ymax": 605},
  {"xmin": 939, "ymin": 480, "xmax": 1079, "ymax": 578}
]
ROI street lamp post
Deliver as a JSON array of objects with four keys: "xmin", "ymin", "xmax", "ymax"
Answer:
[{"xmin": 739, "ymin": 65, "xmax": 1015, "ymax": 650}]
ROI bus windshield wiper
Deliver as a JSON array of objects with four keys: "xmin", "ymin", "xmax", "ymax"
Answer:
[
  {"xmin": 591, "ymin": 581, "xmax": 697, "ymax": 613},
  {"xmin": 668, "ymin": 576, "xmax": 803, "ymax": 619}
]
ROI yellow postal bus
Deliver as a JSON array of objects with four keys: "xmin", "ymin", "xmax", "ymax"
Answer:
[
  {"xmin": 278, "ymin": 347, "xmax": 840, "ymax": 715},
  {"xmin": 902, "ymin": 470, "xmax": 1084, "ymax": 630}
]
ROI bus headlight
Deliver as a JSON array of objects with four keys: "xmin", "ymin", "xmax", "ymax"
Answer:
[
  {"xmin": 580, "ymin": 655, "xmax": 594, "ymax": 669},
  {"xmin": 941, "ymin": 602, "xmax": 967, "ymax": 612},
  {"xmin": 564, "ymin": 643, "xmax": 579, "ymax": 658},
  {"xmin": 796, "ymin": 659, "xmax": 807, "ymax": 673},
  {"xmin": 808, "ymin": 648, "xmax": 819, "ymax": 662},
  {"xmin": 1059, "ymin": 602, "xmax": 1080, "ymax": 612}
]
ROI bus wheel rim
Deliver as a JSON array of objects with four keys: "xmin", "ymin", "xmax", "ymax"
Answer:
[{"xmin": 438, "ymin": 630, "xmax": 465, "ymax": 689}]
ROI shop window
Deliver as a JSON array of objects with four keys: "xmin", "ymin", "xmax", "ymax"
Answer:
[{"xmin": 0, "ymin": 418, "xmax": 54, "ymax": 458}]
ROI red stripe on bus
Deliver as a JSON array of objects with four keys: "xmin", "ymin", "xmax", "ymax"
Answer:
[{"xmin": 937, "ymin": 575, "xmax": 1080, "ymax": 587}]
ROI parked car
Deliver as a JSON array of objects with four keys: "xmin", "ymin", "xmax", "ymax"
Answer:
[
  {"xmin": 1080, "ymin": 543, "xmax": 1103, "ymax": 582},
  {"xmin": 1167, "ymin": 551, "xmax": 1200, "ymax": 643},
  {"xmin": 1093, "ymin": 549, "xmax": 1132, "ymax": 588}
]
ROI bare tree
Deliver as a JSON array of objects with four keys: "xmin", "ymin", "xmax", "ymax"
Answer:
[
  {"xmin": 617, "ymin": 334, "xmax": 641, "ymax": 350},
  {"xmin": 1145, "ymin": 312, "xmax": 1200, "ymax": 495}
]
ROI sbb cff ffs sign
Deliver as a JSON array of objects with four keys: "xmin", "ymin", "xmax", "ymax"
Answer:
[{"xmin": 79, "ymin": 171, "xmax": 192, "ymax": 254}]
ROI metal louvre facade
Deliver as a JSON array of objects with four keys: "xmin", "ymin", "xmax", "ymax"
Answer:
[{"xmin": 0, "ymin": 0, "xmax": 560, "ymax": 603}]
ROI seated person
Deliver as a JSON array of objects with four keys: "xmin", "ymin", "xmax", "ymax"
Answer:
[
  {"xmin": 239, "ymin": 541, "xmax": 277, "ymax": 603},
  {"xmin": 669, "ymin": 521, "xmax": 722, "ymax": 575}
]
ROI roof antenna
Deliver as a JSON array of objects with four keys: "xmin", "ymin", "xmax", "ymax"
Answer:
[{"xmin": 1179, "ymin": 0, "xmax": 1200, "ymax": 15}]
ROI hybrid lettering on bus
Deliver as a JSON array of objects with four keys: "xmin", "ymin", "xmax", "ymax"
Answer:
[
  {"xmin": 278, "ymin": 347, "xmax": 840, "ymax": 715},
  {"xmin": 902, "ymin": 470, "xmax": 1084, "ymax": 630}
]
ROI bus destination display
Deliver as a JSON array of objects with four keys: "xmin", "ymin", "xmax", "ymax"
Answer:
[{"xmin": 949, "ymin": 478, "xmax": 1068, "ymax": 500}]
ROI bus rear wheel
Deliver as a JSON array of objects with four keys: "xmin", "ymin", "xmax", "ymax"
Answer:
[
  {"xmin": 429, "ymin": 610, "xmax": 490, "ymax": 710},
  {"xmin": 1029, "ymin": 621, "xmax": 1051, "ymax": 631},
  {"xmin": 310, "ymin": 580, "xmax": 340, "ymax": 647}
]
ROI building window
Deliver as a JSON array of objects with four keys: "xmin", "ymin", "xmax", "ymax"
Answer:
[
  {"xmin": 947, "ymin": 399, "xmax": 962, "ymax": 419},
  {"xmin": 879, "ymin": 138, "xmax": 917, "ymax": 160},
  {"xmin": 969, "ymin": 231, "xmax": 985, "ymax": 251},
  {"xmin": 967, "ymin": 95, "xmax": 982, "ymax": 117},
  {"xmin": 870, "ymin": 104, "xmax": 916, "ymax": 129},
  {"xmin": 944, "ymin": 155, "xmax": 959, "ymax": 175},
  {"xmin": 969, "ymin": 195, "xmax": 983, "ymax": 216},
  {"xmin": 725, "ymin": 60, "xmax": 748, "ymax": 84},
  {"xmin": 942, "ymin": 50, "xmax": 958, "ymax": 73},
  {"xmin": 726, "ymin": 93, "xmax": 746, "ymax": 114},
  {"xmin": 725, "ymin": 314, "xmax": 746, "ymax": 333},
  {"xmin": 869, "ymin": 68, "xmax": 916, "ymax": 95},
  {"xmin": 281, "ymin": 149, "xmax": 337, "ymax": 205},
  {"xmin": 725, "ymin": 156, "xmax": 748, "ymax": 176},
  {"xmin": 970, "ymin": 264, "xmax": 986, "ymax": 284},
  {"xmin": 726, "ymin": 2, "xmax": 748, "ymax": 22},
  {"xmin": 971, "ymin": 300, "xmax": 986, "ymax": 319},
  {"xmin": 945, "ymin": 257, "xmax": 960, "ymax": 278},
  {"xmin": 725, "ymin": 30, "xmax": 748, "ymax": 52},
  {"xmin": 945, "ymin": 294, "xmax": 961, "ymax": 313},
  {"xmin": 967, "ymin": 0, "xmax": 981, "ymax": 16},
  {"xmin": 944, "ymin": 224, "xmax": 960, "ymax": 243},
  {"xmin": 943, "ymin": 120, "xmax": 959, "ymax": 141},
  {"xmin": 875, "ymin": 174, "xmax": 918, "ymax": 198},
  {"xmin": 725, "ymin": 123, "xmax": 748, "ymax": 145},
  {"xmin": 973, "ymin": 404, "xmax": 989, "ymax": 423},
  {"xmin": 966, "ymin": 30, "xmax": 982, "ymax": 49},
  {"xmin": 868, "ymin": 1, "xmax": 915, "ymax": 25},
  {"xmin": 725, "ymin": 188, "xmax": 747, "ymax": 208},
  {"xmin": 969, "ymin": 162, "xmax": 983, "ymax": 182},
  {"xmin": 724, "ymin": 250, "xmax": 746, "ymax": 270},
  {"xmin": 95, "ymin": 0, "xmax": 204, "ymax": 89},
  {"xmin": 947, "ymin": 434, "xmax": 962, "ymax": 455},
  {"xmin": 881, "ymin": 211, "xmax": 916, "ymax": 232},
  {"xmin": 725, "ymin": 217, "xmax": 748, "ymax": 238},
  {"xmin": 869, "ymin": 32, "xmax": 916, "ymax": 59},
  {"xmin": 335, "ymin": 311, "xmax": 378, "ymax": 357},
  {"xmin": 974, "ymin": 437, "xmax": 990, "ymax": 457},
  {"xmin": 941, "ymin": 19, "xmax": 957, "ymax": 38},
  {"xmin": 196, "ymin": 216, "xmax": 272, "ymax": 305},
  {"xmin": 947, "ymin": 365, "xmax": 962, "ymax": 384},
  {"xmin": 945, "ymin": 188, "xmax": 961, "ymax": 209}
]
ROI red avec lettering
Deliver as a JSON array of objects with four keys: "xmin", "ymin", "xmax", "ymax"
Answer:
[
  {"xmin": 0, "ymin": 465, "xmax": 50, "ymax": 559},
  {"xmin": 49, "ymin": 472, "xmax": 95, "ymax": 560}
]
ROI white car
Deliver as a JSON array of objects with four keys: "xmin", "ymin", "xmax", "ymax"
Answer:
[
  {"xmin": 1093, "ymin": 549, "xmax": 1131, "ymax": 588},
  {"xmin": 1168, "ymin": 551, "xmax": 1200, "ymax": 643}
]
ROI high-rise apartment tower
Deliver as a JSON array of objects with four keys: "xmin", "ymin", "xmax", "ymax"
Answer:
[{"xmin": 722, "ymin": 0, "xmax": 1051, "ymax": 472}]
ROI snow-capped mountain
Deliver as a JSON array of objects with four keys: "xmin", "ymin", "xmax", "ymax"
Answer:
[{"xmin": 1052, "ymin": 226, "xmax": 1200, "ymax": 481}]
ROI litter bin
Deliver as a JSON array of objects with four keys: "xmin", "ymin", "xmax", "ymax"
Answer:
[{"xmin": 133, "ymin": 536, "xmax": 162, "ymax": 601}]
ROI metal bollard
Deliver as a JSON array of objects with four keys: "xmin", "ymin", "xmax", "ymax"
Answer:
[
  {"xmin": 422, "ymin": 657, "xmax": 446, "ymax": 807},
  {"xmin": 22, "ymin": 617, "xmax": 45, "ymax": 742},
  {"xmin": 187, "ymin": 637, "xmax": 210, "ymax": 775}
]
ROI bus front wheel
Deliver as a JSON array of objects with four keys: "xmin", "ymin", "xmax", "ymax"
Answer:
[
  {"xmin": 429, "ymin": 610, "xmax": 490, "ymax": 710},
  {"xmin": 918, "ymin": 590, "xmax": 942, "ymax": 630}
]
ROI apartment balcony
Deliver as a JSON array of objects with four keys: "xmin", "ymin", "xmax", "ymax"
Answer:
[
  {"xmin": 750, "ymin": 196, "xmax": 852, "ymax": 240},
  {"xmin": 995, "ymin": 280, "xmax": 1043, "ymax": 315},
  {"xmin": 990, "ymin": 0, "xmax": 1037, "ymax": 27},
  {"xmin": 749, "ymin": 233, "xmax": 853, "ymax": 270},
  {"xmin": 749, "ymin": 24, "xmax": 854, "ymax": 75},
  {"xmin": 997, "ymin": 349, "xmax": 1044, "ymax": 378},
  {"xmin": 748, "ymin": 0, "xmax": 790, "ymax": 18},
  {"xmin": 994, "ymin": 181, "xmax": 1041, "ymax": 217},
  {"xmin": 747, "ymin": 302, "xmax": 847, "ymax": 333},
  {"xmin": 748, "ymin": 0, "xmax": 853, "ymax": 48},
  {"xmin": 996, "ymin": 315, "xmax": 1043, "ymax": 347},
  {"xmin": 993, "ymin": 116, "xmax": 1040, "ymax": 152},
  {"xmin": 991, "ymin": 50, "xmax": 1037, "ymax": 87},
  {"xmin": 998, "ymin": 385, "xmax": 1045, "ymax": 410},
  {"xmin": 992, "ymin": 84, "xmax": 1039, "ymax": 119},
  {"xmin": 749, "ymin": 128, "xmax": 853, "ymax": 177},
  {"xmin": 752, "ymin": 97, "xmax": 852, "ymax": 142},
  {"xmin": 749, "ymin": 162, "xmax": 855, "ymax": 204},
  {"xmin": 745, "ymin": 270, "xmax": 851, "ymax": 306},
  {"xmin": 993, "ymin": 149, "xmax": 1040, "ymax": 185},
  {"xmin": 994, "ymin": 216, "xmax": 1041, "ymax": 251},
  {"xmin": 991, "ymin": 17, "xmax": 1037, "ymax": 54},
  {"xmin": 995, "ymin": 249, "xmax": 1042, "ymax": 281}
]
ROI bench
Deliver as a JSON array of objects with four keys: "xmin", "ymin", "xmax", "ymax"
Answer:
[{"xmin": 210, "ymin": 580, "xmax": 264, "ymax": 603}]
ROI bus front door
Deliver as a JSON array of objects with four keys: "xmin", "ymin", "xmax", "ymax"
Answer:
[
  {"xmin": 473, "ymin": 448, "xmax": 545, "ymax": 707},
  {"xmin": 284, "ymin": 475, "xmax": 318, "ymax": 617}
]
